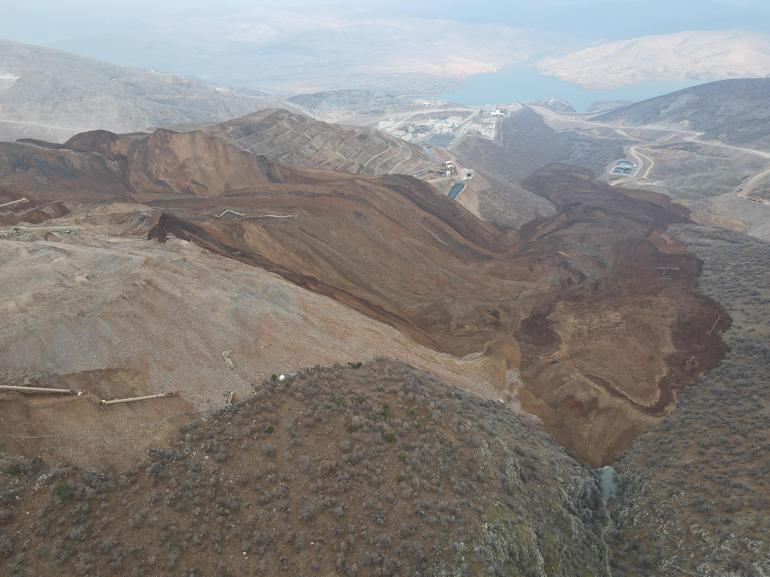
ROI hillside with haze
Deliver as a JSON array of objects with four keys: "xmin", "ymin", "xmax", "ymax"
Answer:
[
  {"xmin": 0, "ymin": 39, "xmax": 277, "ymax": 143},
  {"xmin": 2, "ymin": 3, "xmax": 770, "ymax": 574},
  {"xmin": 596, "ymin": 78, "xmax": 770, "ymax": 150}
]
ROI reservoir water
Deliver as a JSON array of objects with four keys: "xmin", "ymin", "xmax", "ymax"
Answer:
[
  {"xmin": 442, "ymin": 65, "xmax": 695, "ymax": 111},
  {"xmin": 448, "ymin": 181, "xmax": 465, "ymax": 199}
]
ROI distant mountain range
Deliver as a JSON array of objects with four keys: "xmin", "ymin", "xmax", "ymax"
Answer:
[
  {"xmin": 0, "ymin": 39, "xmax": 279, "ymax": 143},
  {"xmin": 538, "ymin": 31, "xmax": 770, "ymax": 90}
]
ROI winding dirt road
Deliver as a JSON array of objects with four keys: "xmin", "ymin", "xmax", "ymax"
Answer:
[{"xmin": 530, "ymin": 105, "xmax": 770, "ymax": 198}]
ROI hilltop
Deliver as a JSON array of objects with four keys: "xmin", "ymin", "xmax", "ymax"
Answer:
[{"xmin": 0, "ymin": 360, "xmax": 610, "ymax": 577}]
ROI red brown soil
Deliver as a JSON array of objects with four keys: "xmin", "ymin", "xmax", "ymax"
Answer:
[
  {"xmin": 146, "ymin": 161, "xmax": 728, "ymax": 465},
  {"xmin": 1, "ymin": 130, "xmax": 730, "ymax": 465}
]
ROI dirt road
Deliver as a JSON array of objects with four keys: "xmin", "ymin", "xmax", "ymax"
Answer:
[{"xmin": 530, "ymin": 105, "xmax": 770, "ymax": 196}]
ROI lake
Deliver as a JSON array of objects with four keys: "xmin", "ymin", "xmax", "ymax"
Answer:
[{"xmin": 442, "ymin": 65, "xmax": 696, "ymax": 111}]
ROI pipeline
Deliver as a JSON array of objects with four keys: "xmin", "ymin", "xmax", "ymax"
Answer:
[
  {"xmin": 0, "ymin": 225, "xmax": 80, "ymax": 237},
  {"xmin": 0, "ymin": 385, "xmax": 81, "ymax": 395},
  {"xmin": 0, "ymin": 197, "xmax": 29, "ymax": 211},
  {"xmin": 98, "ymin": 392, "xmax": 176, "ymax": 407},
  {"xmin": 216, "ymin": 209, "xmax": 246, "ymax": 218}
]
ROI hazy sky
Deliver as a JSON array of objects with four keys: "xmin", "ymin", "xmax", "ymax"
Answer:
[
  {"xmin": 3, "ymin": 0, "xmax": 769, "ymax": 43},
  {"xmin": 2, "ymin": 0, "xmax": 770, "ymax": 104}
]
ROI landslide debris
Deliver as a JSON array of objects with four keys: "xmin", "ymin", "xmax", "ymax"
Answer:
[
  {"xmin": 0, "ymin": 360, "xmax": 609, "ymax": 577},
  {"xmin": 148, "ymin": 164, "xmax": 728, "ymax": 465},
  {"xmin": 608, "ymin": 226, "xmax": 770, "ymax": 577},
  {"xmin": 0, "ymin": 128, "xmax": 729, "ymax": 466}
]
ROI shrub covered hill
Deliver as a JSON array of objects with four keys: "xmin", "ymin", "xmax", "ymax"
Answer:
[{"xmin": 1, "ymin": 360, "xmax": 609, "ymax": 577}]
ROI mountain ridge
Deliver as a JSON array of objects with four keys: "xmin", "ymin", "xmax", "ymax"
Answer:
[
  {"xmin": 0, "ymin": 38, "xmax": 281, "ymax": 143},
  {"xmin": 174, "ymin": 108, "xmax": 435, "ymax": 177},
  {"xmin": 596, "ymin": 78, "xmax": 770, "ymax": 150}
]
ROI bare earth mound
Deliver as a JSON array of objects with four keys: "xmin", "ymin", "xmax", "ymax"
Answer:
[{"xmin": 0, "ymin": 230, "xmax": 494, "ymax": 468}]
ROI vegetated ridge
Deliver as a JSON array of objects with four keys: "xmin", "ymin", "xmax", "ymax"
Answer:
[{"xmin": 0, "ymin": 360, "xmax": 611, "ymax": 577}]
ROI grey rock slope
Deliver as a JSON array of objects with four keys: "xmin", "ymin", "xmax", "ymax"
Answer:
[
  {"xmin": 178, "ymin": 108, "xmax": 435, "ymax": 176},
  {"xmin": 597, "ymin": 78, "xmax": 770, "ymax": 151},
  {"xmin": 454, "ymin": 105, "xmax": 624, "ymax": 228},
  {"xmin": 0, "ymin": 39, "xmax": 277, "ymax": 143}
]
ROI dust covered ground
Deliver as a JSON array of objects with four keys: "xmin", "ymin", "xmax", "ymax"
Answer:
[{"xmin": 0, "ymin": 206, "xmax": 497, "ymax": 468}]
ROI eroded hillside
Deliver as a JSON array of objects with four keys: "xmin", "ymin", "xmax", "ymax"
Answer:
[{"xmin": 0, "ymin": 128, "xmax": 728, "ymax": 466}]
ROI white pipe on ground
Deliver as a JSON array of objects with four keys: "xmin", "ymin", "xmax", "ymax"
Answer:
[
  {"xmin": 0, "ymin": 385, "xmax": 80, "ymax": 395},
  {"xmin": 98, "ymin": 392, "xmax": 176, "ymax": 407},
  {"xmin": 0, "ymin": 197, "xmax": 29, "ymax": 210}
]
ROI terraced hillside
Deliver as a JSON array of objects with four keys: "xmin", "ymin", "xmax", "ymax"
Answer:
[
  {"xmin": 287, "ymin": 89, "xmax": 425, "ymax": 124},
  {"xmin": 0, "ymin": 360, "xmax": 612, "ymax": 577},
  {"xmin": 454, "ymin": 106, "xmax": 624, "ymax": 228},
  {"xmin": 180, "ymin": 108, "xmax": 434, "ymax": 176}
]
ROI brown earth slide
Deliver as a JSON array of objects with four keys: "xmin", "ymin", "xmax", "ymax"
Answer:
[{"xmin": 0, "ymin": 128, "xmax": 728, "ymax": 465}]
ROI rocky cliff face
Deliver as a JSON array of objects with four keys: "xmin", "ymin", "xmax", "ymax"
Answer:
[{"xmin": 65, "ymin": 129, "xmax": 294, "ymax": 197}]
